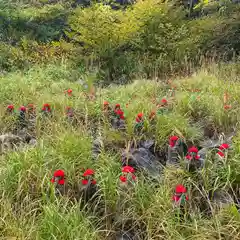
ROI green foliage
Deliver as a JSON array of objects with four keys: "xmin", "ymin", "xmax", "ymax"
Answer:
[
  {"xmin": 0, "ymin": 0, "xmax": 240, "ymax": 83},
  {"xmin": 66, "ymin": 0, "xmax": 240, "ymax": 83}
]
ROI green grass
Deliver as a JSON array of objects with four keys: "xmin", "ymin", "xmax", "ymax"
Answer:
[{"xmin": 0, "ymin": 63, "xmax": 240, "ymax": 239}]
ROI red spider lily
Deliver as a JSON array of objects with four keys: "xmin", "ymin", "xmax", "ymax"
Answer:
[
  {"xmin": 175, "ymin": 184, "xmax": 187, "ymax": 193},
  {"xmin": 172, "ymin": 184, "xmax": 189, "ymax": 202},
  {"xmin": 136, "ymin": 113, "xmax": 143, "ymax": 122},
  {"xmin": 122, "ymin": 166, "xmax": 135, "ymax": 173},
  {"xmin": 120, "ymin": 175, "xmax": 127, "ymax": 182},
  {"xmin": 91, "ymin": 179, "xmax": 97, "ymax": 185},
  {"xmin": 115, "ymin": 103, "xmax": 121, "ymax": 110},
  {"xmin": 7, "ymin": 104, "xmax": 14, "ymax": 111},
  {"xmin": 51, "ymin": 170, "xmax": 65, "ymax": 185},
  {"xmin": 131, "ymin": 174, "xmax": 136, "ymax": 181},
  {"xmin": 219, "ymin": 143, "xmax": 230, "ymax": 150},
  {"xmin": 53, "ymin": 169, "xmax": 65, "ymax": 177},
  {"xmin": 81, "ymin": 179, "xmax": 89, "ymax": 185},
  {"xmin": 169, "ymin": 136, "xmax": 179, "ymax": 147},
  {"xmin": 161, "ymin": 98, "xmax": 168, "ymax": 105},
  {"xmin": 119, "ymin": 174, "xmax": 136, "ymax": 183},
  {"xmin": 186, "ymin": 154, "xmax": 200, "ymax": 160},
  {"xmin": 65, "ymin": 89, "xmax": 73, "ymax": 96},
  {"xmin": 42, "ymin": 103, "xmax": 51, "ymax": 112},
  {"xmin": 115, "ymin": 109, "xmax": 125, "ymax": 119},
  {"xmin": 186, "ymin": 146, "xmax": 200, "ymax": 160},
  {"xmin": 224, "ymin": 105, "xmax": 231, "ymax": 110},
  {"xmin": 19, "ymin": 106, "xmax": 26, "ymax": 112},
  {"xmin": 188, "ymin": 146, "xmax": 198, "ymax": 153},
  {"xmin": 172, "ymin": 194, "xmax": 189, "ymax": 202},
  {"xmin": 43, "ymin": 103, "xmax": 50, "ymax": 108},
  {"xmin": 27, "ymin": 104, "xmax": 35, "ymax": 112},
  {"xmin": 217, "ymin": 143, "xmax": 230, "ymax": 158},
  {"xmin": 83, "ymin": 169, "xmax": 95, "ymax": 177},
  {"xmin": 217, "ymin": 151, "xmax": 225, "ymax": 157},
  {"xmin": 115, "ymin": 109, "xmax": 124, "ymax": 115}
]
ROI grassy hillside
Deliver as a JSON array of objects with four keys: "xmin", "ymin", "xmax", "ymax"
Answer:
[
  {"xmin": 0, "ymin": 62, "xmax": 240, "ymax": 239},
  {"xmin": 1, "ymin": 1, "xmax": 240, "ymax": 239}
]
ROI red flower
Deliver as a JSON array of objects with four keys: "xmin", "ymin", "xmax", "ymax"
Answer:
[
  {"xmin": 116, "ymin": 109, "xmax": 123, "ymax": 115},
  {"xmin": 53, "ymin": 170, "xmax": 65, "ymax": 177},
  {"xmin": 104, "ymin": 101, "xmax": 109, "ymax": 106},
  {"xmin": 119, "ymin": 175, "xmax": 127, "ymax": 183},
  {"xmin": 186, "ymin": 154, "xmax": 200, "ymax": 161},
  {"xmin": 161, "ymin": 98, "xmax": 168, "ymax": 105},
  {"xmin": 115, "ymin": 103, "xmax": 120, "ymax": 109},
  {"xmin": 175, "ymin": 184, "xmax": 187, "ymax": 193},
  {"xmin": 7, "ymin": 104, "xmax": 14, "ymax": 110},
  {"xmin": 51, "ymin": 170, "xmax": 65, "ymax": 185},
  {"xmin": 224, "ymin": 105, "xmax": 231, "ymax": 110},
  {"xmin": 217, "ymin": 151, "xmax": 225, "ymax": 157},
  {"xmin": 58, "ymin": 179, "xmax": 65, "ymax": 185},
  {"xmin": 82, "ymin": 179, "xmax": 88, "ymax": 185},
  {"xmin": 219, "ymin": 143, "xmax": 229, "ymax": 150},
  {"xmin": 131, "ymin": 174, "xmax": 136, "ymax": 181},
  {"xmin": 188, "ymin": 146, "xmax": 198, "ymax": 153},
  {"xmin": 91, "ymin": 179, "xmax": 97, "ymax": 185},
  {"xmin": 173, "ymin": 194, "xmax": 189, "ymax": 202},
  {"xmin": 43, "ymin": 103, "xmax": 50, "ymax": 108},
  {"xmin": 122, "ymin": 166, "xmax": 135, "ymax": 173},
  {"xmin": 19, "ymin": 106, "xmax": 26, "ymax": 112},
  {"xmin": 65, "ymin": 89, "xmax": 72, "ymax": 96},
  {"xmin": 169, "ymin": 136, "xmax": 179, "ymax": 147},
  {"xmin": 172, "ymin": 195, "xmax": 180, "ymax": 201},
  {"xmin": 115, "ymin": 109, "xmax": 124, "ymax": 119},
  {"xmin": 136, "ymin": 113, "xmax": 143, "ymax": 123},
  {"xmin": 28, "ymin": 104, "xmax": 35, "ymax": 111},
  {"xmin": 83, "ymin": 169, "xmax": 95, "ymax": 177}
]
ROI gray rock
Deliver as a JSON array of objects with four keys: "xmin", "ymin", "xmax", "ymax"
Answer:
[
  {"xmin": 212, "ymin": 189, "xmax": 234, "ymax": 209},
  {"xmin": 0, "ymin": 133, "xmax": 23, "ymax": 153},
  {"xmin": 111, "ymin": 118, "xmax": 126, "ymax": 131},
  {"xmin": 139, "ymin": 139, "xmax": 154, "ymax": 149},
  {"xmin": 92, "ymin": 137, "xmax": 103, "ymax": 160},
  {"xmin": 122, "ymin": 146, "xmax": 163, "ymax": 177}
]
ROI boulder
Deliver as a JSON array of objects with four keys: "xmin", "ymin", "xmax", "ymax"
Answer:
[{"xmin": 121, "ymin": 140, "xmax": 163, "ymax": 177}]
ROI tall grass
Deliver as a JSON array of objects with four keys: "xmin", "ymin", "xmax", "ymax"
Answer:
[{"xmin": 0, "ymin": 63, "xmax": 240, "ymax": 239}]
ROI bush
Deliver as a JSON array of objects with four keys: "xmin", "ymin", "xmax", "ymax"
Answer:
[{"xmin": 67, "ymin": 1, "xmax": 240, "ymax": 83}]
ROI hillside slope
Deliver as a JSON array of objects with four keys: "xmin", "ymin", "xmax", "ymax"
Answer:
[{"xmin": 0, "ymin": 63, "xmax": 240, "ymax": 239}]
